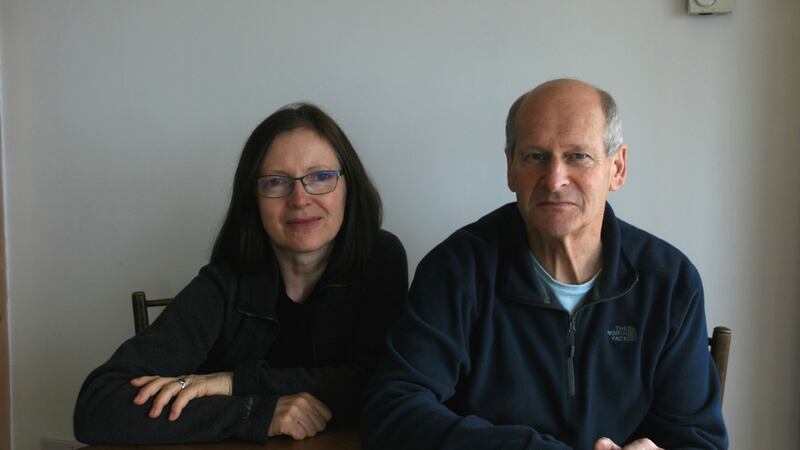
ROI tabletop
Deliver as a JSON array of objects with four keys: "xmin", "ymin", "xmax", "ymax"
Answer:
[{"xmin": 83, "ymin": 427, "xmax": 360, "ymax": 450}]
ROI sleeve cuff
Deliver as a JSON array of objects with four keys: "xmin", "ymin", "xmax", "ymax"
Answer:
[
  {"xmin": 233, "ymin": 394, "xmax": 278, "ymax": 443},
  {"xmin": 233, "ymin": 359, "xmax": 270, "ymax": 396}
]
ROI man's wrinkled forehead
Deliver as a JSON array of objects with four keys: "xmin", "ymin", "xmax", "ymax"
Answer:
[
  {"xmin": 520, "ymin": 80, "xmax": 603, "ymax": 118},
  {"xmin": 514, "ymin": 84, "xmax": 605, "ymax": 146}
]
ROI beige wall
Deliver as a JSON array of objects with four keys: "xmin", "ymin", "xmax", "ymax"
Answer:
[
  {"xmin": 0, "ymin": 2, "xmax": 10, "ymax": 447},
  {"xmin": 2, "ymin": 1, "xmax": 799, "ymax": 449},
  {"xmin": 0, "ymin": 155, "xmax": 9, "ymax": 450},
  {"xmin": 0, "ymin": 133, "xmax": 9, "ymax": 450}
]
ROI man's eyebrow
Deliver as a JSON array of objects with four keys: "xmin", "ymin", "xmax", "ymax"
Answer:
[
  {"xmin": 519, "ymin": 146, "xmax": 549, "ymax": 153},
  {"xmin": 521, "ymin": 146, "xmax": 593, "ymax": 153}
]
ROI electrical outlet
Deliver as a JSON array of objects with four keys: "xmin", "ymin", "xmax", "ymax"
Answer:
[
  {"xmin": 688, "ymin": 0, "xmax": 734, "ymax": 15},
  {"xmin": 41, "ymin": 438, "xmax": 86, "ymax": 450}
]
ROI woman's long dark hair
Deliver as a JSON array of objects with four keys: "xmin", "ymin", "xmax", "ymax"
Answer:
[{"xmin": 211, "ymin": 103, "xmax": 382, "ymax": 279}]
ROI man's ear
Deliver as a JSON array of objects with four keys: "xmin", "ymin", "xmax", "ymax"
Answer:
[
  {"xmin": 507, "ymin": 151, "xmax": 517, "ymax": 192},
  {"xmin": 608, "ymin": 145, "xmax": 627, "ymax": 192}
]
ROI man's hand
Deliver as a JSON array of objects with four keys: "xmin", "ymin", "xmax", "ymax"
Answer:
[
  {"xmin": 267, "ymin": 392, "xmax": 333, "ymax": 440},
  {"xmin": 130, "ymin": 371, "xmax": 234, "ymax": 421},
  {"xmin": 594, "ymin": 437, "xmax": 663, "ymax": 450}
]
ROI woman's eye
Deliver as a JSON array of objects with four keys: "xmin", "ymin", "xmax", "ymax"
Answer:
[
  {"xmin": 266, "ymin": 177, "xmax": 287, "ymax": 186},
  {"xmin": 312, "ymin": 172, "xmax": 333, "ymax": 181}
]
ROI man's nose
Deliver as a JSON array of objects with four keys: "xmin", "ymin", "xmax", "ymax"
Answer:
[{"xmin": 541, "ymin": 158, "xmax": 570, "ymax": 191}]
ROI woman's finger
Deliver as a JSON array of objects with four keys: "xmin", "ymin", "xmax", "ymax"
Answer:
[
  {"xmin": 288, "ymin": 394, "xmax": 322, "ymax": 431},
  {"xmin": 292, "ymin": 394, "xmax": 328, "ymax": 437},
  {"xmin": 168, "ymin": 383, "xmax": 203, "ymax": 421},
  {"xmin": 149, "ymin": 378, "xmax": 186, "ymax": 418},
  {"xmin": 289, "ymin": 417, "xmax": 313, "ymax": 440},
  {"xmin": 129, "ymin": 375, "xmax": 158, "ymax": 387},
  {"xmin": 268, "ymin": 393, "xmax": 332, "ymax": 439},
  {"xmin": 131, "ymin": 372, "xmax": 232, "ymax": 420},
  {"xmin": 300, "ymin": 411, "xmax": 324, "ymax": 435},
  {"xmin": 298, "ymin": 392, "xmax": 332, "ymax": 426},
  {"xmin": 131, "ymin": 376, "xmax": 174, "ymax": 405},
  {"xmin": 308, "ymin": 395, "xmax": 333, "ymax": 422}
]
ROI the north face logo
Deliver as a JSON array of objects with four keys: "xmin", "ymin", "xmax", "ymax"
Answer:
[{"xmin": 608, "ymin": 325, "xmax": 638, "ymax": 342}]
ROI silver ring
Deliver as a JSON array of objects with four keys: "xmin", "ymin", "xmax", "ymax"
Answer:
[{"xmin": 176, "ymin": 378, "xmax": 187, "ymax": 390}]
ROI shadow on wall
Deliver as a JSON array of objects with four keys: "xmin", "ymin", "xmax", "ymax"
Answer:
[{"xmin": 747, "ymin": 17, "xmax": 800, "ymax": 449}]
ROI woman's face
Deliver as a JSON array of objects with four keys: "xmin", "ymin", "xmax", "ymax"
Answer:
[{"xmin": 257, "ymin": 127, "xmax": 346, "ymax": 260}]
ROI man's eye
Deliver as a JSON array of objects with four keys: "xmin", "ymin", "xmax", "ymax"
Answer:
[
  {"xmin": 523, "ymin": 152, "xmax": 546, "ymax": 161},
  {"xmin": 567, "ymin": 153, "xmax": 595, "ymax": 166}
]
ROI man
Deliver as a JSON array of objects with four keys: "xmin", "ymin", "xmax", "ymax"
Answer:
[{"xmin": 362, "ymin": 79, "xmax": 727, "ymax": 449}]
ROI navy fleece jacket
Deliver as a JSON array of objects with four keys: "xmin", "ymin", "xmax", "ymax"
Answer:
[{"xmin": 362, "ymin": 203, "xmax": 727, "ymax": 450}]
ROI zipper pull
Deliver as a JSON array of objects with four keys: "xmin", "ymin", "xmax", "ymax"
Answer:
[
  {"xmin": 567, "ymin": 316, "xmax": 577, "ymax": 396},
  {"xmin": 567, "ymin": 316, "xmax": 577, "ymax": 354}
]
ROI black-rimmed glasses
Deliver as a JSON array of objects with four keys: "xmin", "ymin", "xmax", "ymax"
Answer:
[{"xmin": 256, "ymin": 170, "xmax": 344, "ymax": 198}]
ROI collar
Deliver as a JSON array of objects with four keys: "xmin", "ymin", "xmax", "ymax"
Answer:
[
  {"xmin": 500, "ymin": 202, "xmax": 638, "ymax": 307},
  {"xmin": 234, "ymin": 247, "xmax": 356, "ymax": 319},
  {"xmin": 235, "ymin": 251, "xmax": 282, "ymax": 319}
]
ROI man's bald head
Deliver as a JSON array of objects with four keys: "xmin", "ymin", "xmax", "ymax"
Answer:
[{"xmin": 504, "ymin": 79, "xmax": 624, "ymax": 161}]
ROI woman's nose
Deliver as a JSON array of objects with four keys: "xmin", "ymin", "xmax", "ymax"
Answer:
[{"xmin": 287, "ymin": 180, "xmax": 312, "ymax": 206}]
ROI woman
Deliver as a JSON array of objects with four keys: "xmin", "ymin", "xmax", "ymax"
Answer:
[{"xmin": 74, "ymin": 103, "xmax": 408, "ymax": 444}]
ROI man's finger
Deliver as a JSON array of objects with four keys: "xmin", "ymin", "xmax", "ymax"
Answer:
[
  {"xmin": 625, "ymin": 438, "xmax": 662, "ymax": 450},
  {"xmin": 594, "ymin": 437, "xmax": 621, "ymax": 450}
]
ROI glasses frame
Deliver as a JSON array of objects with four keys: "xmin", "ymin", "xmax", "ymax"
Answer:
[{"xmin": 256, "ymin": 170, "xmax": 344, "ymax": 198}]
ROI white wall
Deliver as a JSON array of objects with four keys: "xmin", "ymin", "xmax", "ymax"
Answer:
[{"xmin": 2, "ymin": 1, "xmax": 799, "ymax": 449}]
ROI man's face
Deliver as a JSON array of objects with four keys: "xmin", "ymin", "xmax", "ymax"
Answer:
[{"xmin": 507, "ymin": 83, "xmax": 627, "ymax": 243}]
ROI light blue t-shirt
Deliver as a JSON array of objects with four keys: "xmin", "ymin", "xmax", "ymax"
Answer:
[{"xmin": 530, "ymin": 252, "xmax": 600, "ymax": 314}]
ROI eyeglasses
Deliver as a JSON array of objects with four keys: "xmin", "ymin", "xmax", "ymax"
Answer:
[{"xmin": 256, "ymin": 170, "xmax": 344, "ymax": 198}]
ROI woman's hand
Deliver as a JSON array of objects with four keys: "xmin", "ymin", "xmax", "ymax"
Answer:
[
  {"xmin": 267, "ymin": 392, "xmax": 332, "ymax": 440},
  {"xmin": 130, "ymin": 372, "xmax": 234, "ymax": 421}
]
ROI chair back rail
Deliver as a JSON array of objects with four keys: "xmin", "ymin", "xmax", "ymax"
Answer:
[
  {"xmin": 709, "ymin": 325, "xmax": 732, "ymax": 406},
  {"xmin": 131, "ymin": 291, "xmax": 173, "ymax": 334}
]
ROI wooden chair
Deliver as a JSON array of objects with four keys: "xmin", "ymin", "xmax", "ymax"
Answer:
[
  {"xmin": 131, "ymin": 291, "xmax": 173, "ymax": 334},
  {"xmin": 709, "ymin": 326, "xmax": 732, "ymax": 406}
]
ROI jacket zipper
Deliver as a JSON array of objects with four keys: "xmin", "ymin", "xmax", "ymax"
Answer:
[
  {"xmin": 266, "ymin": 317, "xmax": 280, "ymax": 348},
  {"xmin": 563, "ymin": 277, "xmax": 638, "ymax": 397},
  {"xmin": 237, "ymin": 309, "xmax": 281, "ymax": 348},
  {"xmin": 567, "ymin": 315, "xmax": 577, "ymax": 396}
]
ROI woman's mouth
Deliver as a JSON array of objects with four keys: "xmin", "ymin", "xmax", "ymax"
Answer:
[{"xmin": 286, "ymin": 217, "xmax": 321, "ymax": 228}]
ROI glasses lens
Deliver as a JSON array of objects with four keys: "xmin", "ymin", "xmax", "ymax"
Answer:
[
  {"xmin": 303, "ymin": 171, "xmax": 339, "ymax": 194},
  {"xmin": 257, "ymin": 176, "xmax": 291, "ymax": 198}
]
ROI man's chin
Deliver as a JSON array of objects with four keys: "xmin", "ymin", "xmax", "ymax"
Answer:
[{"xmin": 530, "ymin": 219, "xmax": 578, "ymax": 240}]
